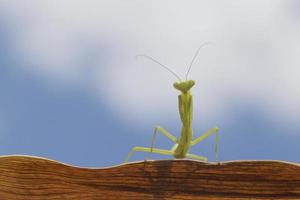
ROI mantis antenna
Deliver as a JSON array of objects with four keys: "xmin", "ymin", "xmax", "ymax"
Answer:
[
  {"xmin": 136, "ymin": 54, "xmax": 182, "ymax": 81},
  {"xmin": 185, "ymin": 42, "xmax": 214, "ymax": 80}
]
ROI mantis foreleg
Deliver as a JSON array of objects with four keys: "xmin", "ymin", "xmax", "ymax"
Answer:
[{"xmin": 191, "ymin": 127, "xmax": 219, "ymax": 161}]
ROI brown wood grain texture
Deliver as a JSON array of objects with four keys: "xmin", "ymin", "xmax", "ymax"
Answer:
[{"xmin": 0, "ymin": 155, "xmax": 300, "ymax": 199}]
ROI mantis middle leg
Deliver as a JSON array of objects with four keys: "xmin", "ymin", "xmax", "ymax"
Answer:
[
  {"xmin": 191, "ymin": 127, "xmax": 219, "ymax": 161},
  {"xmin": 147, "ymin": 126, "xmax": 177, "ymax": 160}
]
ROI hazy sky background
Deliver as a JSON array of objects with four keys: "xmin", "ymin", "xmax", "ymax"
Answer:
[{"xmin": 0, "ymin": 0, "xmax": 299, "ymax": 167}]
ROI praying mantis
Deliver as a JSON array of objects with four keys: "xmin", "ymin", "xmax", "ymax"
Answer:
[{"xmin": 125, "ymin": 43, "xmax": 219, "ymax": 163}]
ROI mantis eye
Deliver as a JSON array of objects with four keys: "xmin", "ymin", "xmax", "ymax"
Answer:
[
  {"xmin": 173, "ymin": 82, "xmax": 181, "ymax": 90},
  {"xmin": 188, "ymin": 80, "xmax": 195, "ymax": 87}
]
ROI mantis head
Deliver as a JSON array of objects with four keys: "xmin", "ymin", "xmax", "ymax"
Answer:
[{"xmin": 173, "ymin": 80, "xmax": 195, "ymax": 93}]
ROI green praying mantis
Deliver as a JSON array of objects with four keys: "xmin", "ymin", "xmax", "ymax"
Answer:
[{"xmin": 125, "ymin": 43, "xmax": 219, "ymax": 163}]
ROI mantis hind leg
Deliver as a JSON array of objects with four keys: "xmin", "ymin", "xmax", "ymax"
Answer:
[
  {"xmin": 191, "ymin": 127, "xmax": 219, "ymax": 161},
  {"xmin": 186, "ymin": 153, "xmax": 207, "ymax": 161},
  {"xmin": 147, "ymin": 126, "xmax": 177, "ymax": 160},
  {"xmin": 124, "ymin": 146, "xmax": 173, "ymax": 163}
]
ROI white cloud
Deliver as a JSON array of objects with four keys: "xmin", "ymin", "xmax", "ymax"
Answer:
[{"xmin": 0, "ymin": 0, "xmax": 299, "ymax": 128}]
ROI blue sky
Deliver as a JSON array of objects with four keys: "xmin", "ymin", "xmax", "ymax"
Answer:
[{"xmin": 0, "ymin": 1, "xmax": 299, "ymax": 167}]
